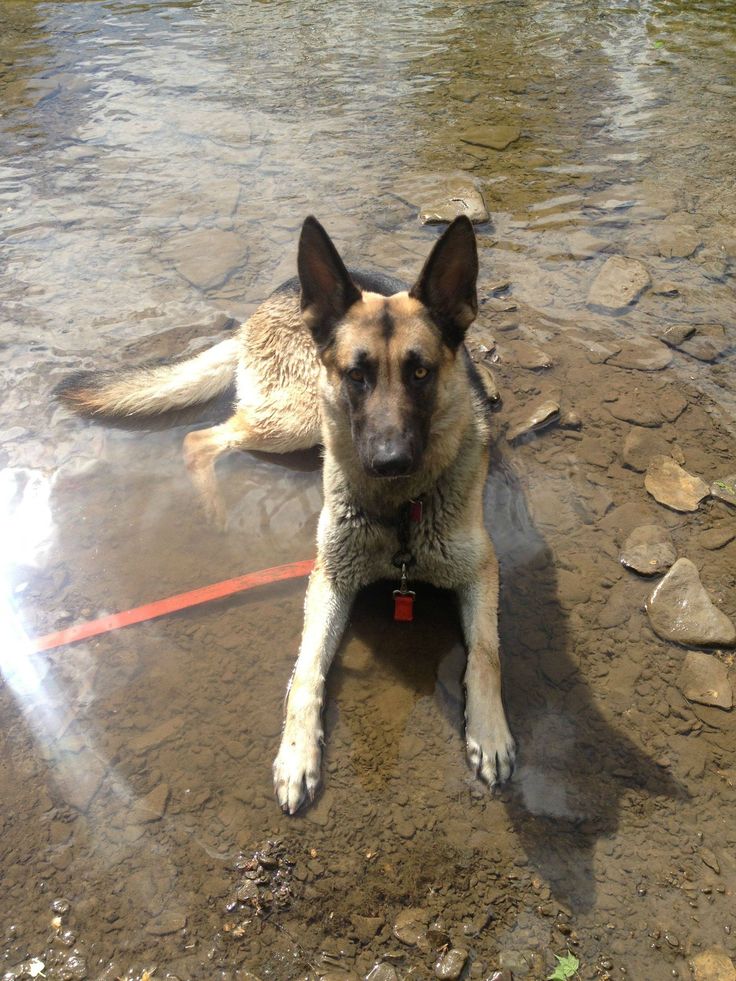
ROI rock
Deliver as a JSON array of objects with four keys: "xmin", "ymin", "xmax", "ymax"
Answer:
[
  {"xmin": 351, "ymin": 914, "xmax": 384, "ymax": 943},
  {"xmin": 653, "ymin": 223, "xmax": 702, "ymax": 258},
  {"xmin": 652, "ymin": 280, "xmax": 680, "ymax": 296},
  {"xmin": 622, "ymin": 428, "xmax": 684, "ymax": 472},
  {"xmin": 644, "ymin": 456, "xmax": 709, "ymax": 512},
  {"xmin": 52, "ymin": 749, "xmax": 106, "ymax": 812},
  {"xmin": 434, "ymin": 948, "xmax": 468, "ymax": 980},
  {"xmin": 699, "ymin": 527, "xmax": 736, "ymax": 550},
  {"xmin": 606, "ymin": 340, "xmax": 672, "ymax": 371},
  {"xmin": 460, "ymin": 123, "xmax": 522, "ymax": 150},
  {"xmin": 500, "ymin": 339, "xmax": 552, "ymax": 369},
  {"xmin": 559, "ymin": 410, "xmax": 582, "ymax": 430},
  {"xmin": 488, "ymin": 973, "xmax": 513, "ymax": 981},
  {"xmin": 645, "ymin": 558, "xmax": 736, "ymax": 647},
  {"xmin": 607, "ymin": 391, "xmax": 687, "ymax": 427},
  {"xmin": 393, "ymin": 908, "xmax": 429, "ymax": 946},
  {"xmin": 133, "ymin": 783, "xmax": 170, "ymax": 822},
  {"xmin": 711, "ymin": 474, "xmax": 736, "ymax": 507},
  {"xmin": 678, "ymin": 651, "xmax": 733, "ymax": 709},
  {"xmin": 146, "ymin": 911, "xmax": 187, "ymax": 935},
  {"xmin": 129, "ymin": 716, "xmax": 185, "ymax": 752},
  {"xmin": 506, "ymin": 399, "xmax": 560, "ymax": 442},
  {"xmin": 170, "ymin": 230, "xmax": 246, "ymax": 290},
  {"xmin": 659, "ymin": 322, "xmax": 696, "ymax": 347},
  {"xmin": 366, "ymin": 966, "xmax": 399, "ymax": 981},
  {"xmin": 691, "ymin": 946, "xmax": 736, "ymax": 981},
  {"xmin": 236, "ymin": 880, "xmax": 259, "ymax": 902},
  {"xmin": 677, "ymin": 324, "xmax": 730, "ymax": 362},
  {"xmin": 620, "ymin": 525, "xmax": 676, "ymax": 575},
  {"xmin": 700, "ymin": 847, "xmax": 721, "ymax": 874},
  {"xmin": 587, "ymin": 256, "xmax": 651, "ymax": 313},
  {"xmin": 419, "ymin": 181, "xmax": 489, "ymax": 225}
]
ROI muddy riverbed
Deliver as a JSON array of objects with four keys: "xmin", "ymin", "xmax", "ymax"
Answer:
[{"xmin": 1, "ymin": 1, "xmax": 735, "ymax": 980}]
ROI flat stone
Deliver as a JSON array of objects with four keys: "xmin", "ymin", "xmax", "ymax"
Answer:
[
  {"xmin": 350, "ymin": 914, "xmax": 383, "ymax": 942},
  {"xmin": 607, "ymin": 391, "xmax": 687, "ymax": 427},
  {"xmin": 393, "ymin": 908, "xmax": 429, "ymax": 946},
  {"xmin": 620, "ymin": 525, "xmax": 676, "ymax": 576},
  {"xmin": 146, "ymin": 911, "xmax": 186, "ymax": 935},
  {"xmin": 52, "ymin": 749, "xmax": 106, "ymax": 813},
  {"xmin": 506, "ymin": 399, "xmax": 560, "ymax": 442},
  {"xmin": 711, "ymin": 473, "xmax": 736, "ymax": 507},
  {"xmin": 653, "ymin": 223, "xmax": 702, "ymax": 259},
  {"xmin": 678, "ymin": 651, "xmax": 733, "ymax": 710},
  {"xmin": 659, "ymin": 322, "xmax": 696, "ymax": 347},
  {"xmin": 419, "ymin": 181, "xmax": 489, "ymax": 225},
  {"xmin": 434, "ymin": 948, "xmax": 468, "ymax": 980},
  {"xmin": 677, "ymin": 324, "xmax": 730, "ymax": 362},
  {"xmin": 607, "ymin": 340, "xmax": 672, "ymax": 371},
  {"xmin": 645, "ymin": 456, "xmax": 709, "ymax": 512},
  {"xmin": 133, "ymin": 783, "xmax": 170, "ymax": 822},
  {"xmin": 691, "ymin": 947, "xmax": 736, "ymax": 981},
  {"xmin": 587, "ymin": 256, "xmax": 651, "ymax": 313},
  {"xmin": 700, "ymin": 527, "xmax": 736, "ymax": 550},
  {"xmin": 170, "ymin": 230, "xmax": 246, "ymax": 290},
  {"xmin": 366, "ymin": 966, "xmax": 399, "ymax": 981},
  {"xmin": 645, "ymin": 558, "xmax": 736, "ymax": 647},
  {"xmin": 652, "ymin": 280, "xmax": 680, "ymax": 296},
  {"xmin": 129, "ymin": 716, "xmax": 185, "ymax": 753},
  {"xmin": 460, "ymin": 123, "xmax": 521, "ymax": 151},
  {"xmin": 622, "ymin": 428, "xmax": 684, "ymax": 472},
  {"xmin": 500, "ymin": 340, "xmax": 552, "ymax": 369}
]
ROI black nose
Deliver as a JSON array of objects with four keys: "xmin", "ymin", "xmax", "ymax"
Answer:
[{"xmin": 370, "ymin": 442, "xmax": 414, "ymax": 477}]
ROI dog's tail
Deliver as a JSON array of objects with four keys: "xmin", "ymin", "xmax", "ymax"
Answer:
[{"xmin": 56, "ymin": 338, "xmax": 240, "ymax": 418}]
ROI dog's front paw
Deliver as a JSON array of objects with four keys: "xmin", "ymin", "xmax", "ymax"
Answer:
[
  {"xmin": 465, "ymin": 712, "xmax": 516, "ymax": 789},
  {"xmin": 273, "ymin": 734, "xmax": 322, "ymax": 815}
]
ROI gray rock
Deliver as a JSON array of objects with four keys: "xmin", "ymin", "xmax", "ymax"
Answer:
[
  {"xmin": 460, "ymin": 124, "xmax": 522, "ymax": 150},
  {"xmin": 645, "ymin": 559, "xmax": 736, "ymax": 647},
  {"xmin": 607, "ymin": 340, "xmax": 672, "ymax": 371},
  {"xmin": 620, "ymin": 525, "xmax": 676, "ymax": 575},
  {"xmin": 622, "ymin": 428, "xmax": 684, "ymax": 473},
  {"xmin": 644, "ymin": 456, "xmax": 709, "ymax": 512},
  {"xmin": 146, "ymin": 911, "xmax": 187, "ymax": 935},
  {"xmin": 699, "ymin": 527, "xmax": 736, "ymax": 550},
  {"xmin": 500, "ymin": 339, "xmax": 552, "ymax": 369},
  {"xmin": 434, "ymin": 948, "xmax": 468, "ymax": 980},
  {"xmin": 506, "ymin": 399, "xmax": 560, "ymax": 442},
  {"xmin": 691, "ymin": 946, "xmax": 736, "ymax": 981},
  {"xmin": 677, "ymin": 324, "xmax": 729, "ymax": 362},
  {"xmin": 587, "ymin": 256, "xmax": 651, "ymax": 313},
  {"xmin": 393, "ymin": 908, "xmax": 429, "ymax": 946},
  {"xmin": 711, "ymin": 473, "xmax": 736, "ymax": 508},
  {"xmin": 659, "ymin": 322, "xmax": 696, "ymax": 347},
  {"xmin": 366, "ymin": 965, "xmax": 399, "ymax": 981},
  {"xmin": 678, "ymin": 651, "xmax": 733, "ymax": 709},
  {"xmin": 419, "ymin": 182, "xmax": 489, "ymax": 225}
]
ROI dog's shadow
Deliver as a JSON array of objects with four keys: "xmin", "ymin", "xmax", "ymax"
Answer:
[{"xmin": 331, "ymin": 446, "xmax": 683, "ymax": 913}]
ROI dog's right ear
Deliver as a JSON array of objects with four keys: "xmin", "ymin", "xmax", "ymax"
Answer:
[{"xmin": 298, "ymin": 216, "xmax": 362, "ymax": 350}]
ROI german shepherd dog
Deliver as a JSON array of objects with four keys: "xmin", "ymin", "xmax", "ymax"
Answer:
[{"xmin": 59, "ymin": 215, "xmax": 516, "ymax": 813}]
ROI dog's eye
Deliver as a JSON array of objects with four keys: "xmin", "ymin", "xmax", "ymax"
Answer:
[
  {"xmin": 348, "ymin": 368, "xmax": 365, "ymax": 383},
  {"xmin": 413, "ymin": 366, "xmax": 429, "ymax": 380}
]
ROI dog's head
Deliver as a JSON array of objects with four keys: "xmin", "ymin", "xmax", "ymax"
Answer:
[{"xmin": 298, "ymin": 215, "xmax": 478, "ymax": 479}]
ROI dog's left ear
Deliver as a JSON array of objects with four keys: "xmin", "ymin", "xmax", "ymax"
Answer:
[
  {"xmin": 409, "ymin": 215, "xmax": 478, "ymax": 349},
  {"xmin": 298, "ymin": 216, "xmax": 362, "ymax": 350}
]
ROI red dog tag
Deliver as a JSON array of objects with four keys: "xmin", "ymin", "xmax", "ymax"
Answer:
[
  {"xmin": 393, "ymin": 592, "xmax": 415, "ymax": 622},
  {"xmin": 409, "ymin": 499, "xmax": 423, "ymax": 523}
]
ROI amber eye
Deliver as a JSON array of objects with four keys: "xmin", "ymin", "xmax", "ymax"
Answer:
[
  {"xmin": 348, "ymin": 368, "xmax": 365, "ymax": 383},
  {"xmin": 413, "ymin": 366, "xmax": 429, "ymax": 380}
]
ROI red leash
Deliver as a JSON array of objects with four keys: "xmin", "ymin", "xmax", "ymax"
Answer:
[{"xmin": 32, "ymin": 559, "xmax": 315, "ymax": 653}]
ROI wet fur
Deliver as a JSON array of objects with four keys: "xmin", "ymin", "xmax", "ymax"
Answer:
[{"xmin": 58, "ymin": 216, "xmax": 516, "ymax": 813}]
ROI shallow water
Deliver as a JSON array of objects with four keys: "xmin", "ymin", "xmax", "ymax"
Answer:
[{"xmin": 1, "ymin": 1, "xmax": 735, "ymax": 979}]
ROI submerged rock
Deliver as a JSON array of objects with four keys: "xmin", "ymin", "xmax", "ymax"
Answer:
[
  {"xmin": 506, "ymin": 399, "xmax": 560, "ymax": 442},
  {"xmin": 644, "ymin": 456, "xmax": 709, "ymax": 512},
  {"xmin": 500, "ymin": 339, "xmax": 552, "ymax": 370},
  {"xmin": 645, "ymin": 558, "xmax": 736, "ymax": 647},
  {"xmin": 434, "ymin": 948, "xmax": 468, "ymax": 980},
  {"xmin": 393, "ymin": 908, "xmax": 429, "ymax": 946},
  {"xmin": 460, "ymin": 123, "xmax": 521, "ymax": 150},
  {"xmin": 608, "ymin": 391, "xmax": 687, "ymax": 427},
  {"xmin": 587, "ymin": 256, "xmax": 651, "ymax": 313},
  {"xmin": 699, "ymin": 527, "xmax": 736, "ymax": 550},
  {"xmin": 678, "ymin": 651, "xmax": 733, "ymax": 710},
  {"xmin": 620, "ymin": 525, "xmax": 676, "ymax": 576},
  {"xmin": 419, "ymin": 182, "xmax": 489, "ymax": 225},
  {"xmin": 676, "ymin": 324, "xmax": 729, "ymax": 363},
  {"xmin": 622, "ymin": 428, "xmax": 684, "ymax": 473},
  {"xmin": 711, "ymin": 473, "xmax": 736, "ymax": 508},
  {"xmin": 607, "ymin": 340, "xmax": 672, "ymax": 371},
  {"xmin": 691, "ymin": 946, "xmax": 736, "ymax": 981},
  {"xmin": 659, "ymin": 322, "xmax": 696, "ymax": 347}
]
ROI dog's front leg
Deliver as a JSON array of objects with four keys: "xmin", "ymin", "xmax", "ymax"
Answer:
[
  {"xmin": 273, "ymin": 563, "xmax": 353, "ymax": 814},
  {"xmin": 458, "ymin": 557, "xmax": 516, "ymax": 788}
]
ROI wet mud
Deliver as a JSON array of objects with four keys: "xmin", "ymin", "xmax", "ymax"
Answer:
[{"xmin": 1, "ymin": 1, "xmax": 736, "ymax": 980}]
